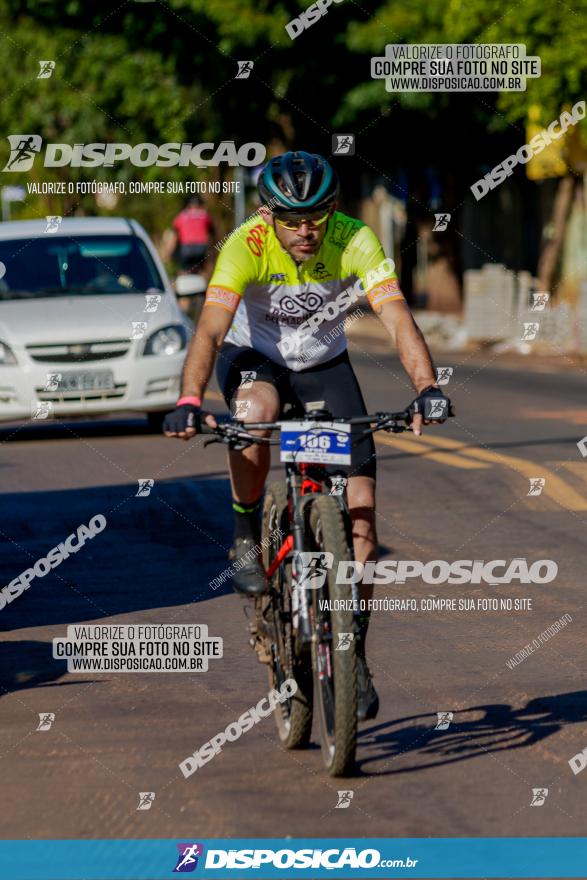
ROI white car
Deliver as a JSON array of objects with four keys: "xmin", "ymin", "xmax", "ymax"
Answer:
[{"xmin": 0, "ymin": 217, "xmax": 193, "ymax": 427}]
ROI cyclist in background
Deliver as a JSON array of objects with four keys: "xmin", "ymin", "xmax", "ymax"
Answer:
[
  {"xmin": 171, "ymin": 195, "xmax": 215, "ymax": 274},
  {"xmin": 164, "ymin": 151, "xmax": 452, "ymax": 720}
]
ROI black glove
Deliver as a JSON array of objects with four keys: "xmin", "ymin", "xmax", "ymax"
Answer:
[
  {"xmin": 409, "ymin": 385, "xmax": 454, "ymax": 422},
  {"xmin": 163, "ymin": 403, "xmax": 201, "ymax": 434}
]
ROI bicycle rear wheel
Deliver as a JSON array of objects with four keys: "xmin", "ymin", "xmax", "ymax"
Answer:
[
  {"xmin": 261, "ymin": 481, "xmax": 313, "ymax": 749},
  {"xmin": 307, "ymin": 494, "xmax": 357, "ymax": 776}
]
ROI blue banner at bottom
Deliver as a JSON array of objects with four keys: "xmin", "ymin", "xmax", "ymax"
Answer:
[{"xmin": 0, "ymin": 838, "xmax": 585, "ymax": 879}]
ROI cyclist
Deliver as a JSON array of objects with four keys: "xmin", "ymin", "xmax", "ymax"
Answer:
[{"xmin": 164, "ymin": 151, "xmax": 452, "ymax": 720}]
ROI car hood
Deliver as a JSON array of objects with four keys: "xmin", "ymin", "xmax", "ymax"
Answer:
[{"xmin": 0, "ymin": 294, "xmax": 184, "ymax": 346}]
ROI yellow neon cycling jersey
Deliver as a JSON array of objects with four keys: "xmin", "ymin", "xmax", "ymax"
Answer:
[{"xmin": 207, "ymin": 210, "xmax": 404, "ymax": 371}]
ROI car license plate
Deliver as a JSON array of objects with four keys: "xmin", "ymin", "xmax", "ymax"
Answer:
[
  {"xmin": 56, "ymin": 370, "xmax": 115, "ymax": 392},
  {"xmin": 280, "ymin": 421, "xmax": 351, "ymax": 465}
]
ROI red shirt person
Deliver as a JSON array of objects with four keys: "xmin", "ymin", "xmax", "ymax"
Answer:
[{"xmin": 172, "ymin": 196, "xmax": 215, "ymax": 271}]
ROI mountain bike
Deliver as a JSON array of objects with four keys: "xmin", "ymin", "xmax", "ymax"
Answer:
[{"xmin": 203, "ymin": 406, "xmax": 411, "ymax": 775}]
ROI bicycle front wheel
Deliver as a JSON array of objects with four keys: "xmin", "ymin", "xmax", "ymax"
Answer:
[{"xmin": 307, "ymin": 494, "xmax": 357, "ymax": 776}]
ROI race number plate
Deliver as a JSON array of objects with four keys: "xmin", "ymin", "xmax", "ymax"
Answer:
[{"xmin": 280, "ymin": 421, "xmax": 351, "ymax": 465}]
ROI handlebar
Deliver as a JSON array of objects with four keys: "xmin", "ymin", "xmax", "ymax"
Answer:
[{"xmin": 200, "ymin": 411, "xmax": 413, "ymax": 450}]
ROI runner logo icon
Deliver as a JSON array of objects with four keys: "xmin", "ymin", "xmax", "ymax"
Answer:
[
  {"xmin": 295, "ymin": 551, "xmax": 334, "ymax": 590},
  {"xmin": 3, "ymin": 135, "xmax": 43, "ymax": 171},
  {"xmin": 428, "ymin": 399, "xmax": 448, "ymax": 419},
  {"xmin": 332, "ymin": 134, "xmax": 355, "ymax": 155},
  {"xmin": 235, "ymin": 61, "xmax": 253, "ymax": 79},
  {"xmin": 433, "ymin": 213, "xmax": 451, "ymax": 231},
  {"xmin": 530, "ymin": 788, "xmax": 548, "ymax": 806},
  {"xmin": 173, "ymin": 843, "xmax": 204, "ymax": 872}
]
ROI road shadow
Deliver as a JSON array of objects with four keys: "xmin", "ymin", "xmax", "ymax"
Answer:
[
  {"xmin": 0, "ymin": 416, "xmax": 154, "ymax": 442},
  {"xmin": 0, "ymin": 476, "xmax": 236, "ymax": 638},
  {"xmin": 356, "ymin": 692, "xmax": 587, "ymax": 775},
  {"xmin": 0, "ymin": 639, "xmax": 96, "ymax": 699}
]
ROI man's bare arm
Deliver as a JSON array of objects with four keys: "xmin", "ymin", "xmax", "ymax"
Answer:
[
  {"xmin": 372, "ymin": 298, "xmax": 437, "ymax": 392},
  {"xmin": 180, "ymin": 303, "xmax": 235, "ymax": 400},
  {"xmin": 370, "ymin": 297, "xmax": 440, "ymax": 434}
]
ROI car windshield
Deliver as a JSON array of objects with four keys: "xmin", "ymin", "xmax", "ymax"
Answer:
[{"xmin": 0, "ymin": 235, "xmax": 164, "ymax": 299}]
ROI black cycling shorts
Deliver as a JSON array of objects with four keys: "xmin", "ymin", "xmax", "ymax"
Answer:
[
  {"xmin": 216, "ymin": 343, "xmax": 376, "ymax": 479},
  {"xmin": 176, "ymin": 243, "xmax": 208, "ymax": 271}
]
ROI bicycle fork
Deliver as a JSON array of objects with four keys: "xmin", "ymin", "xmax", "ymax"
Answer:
[{"xmin": 289, "ymin": 473, "xmax": 315, "ymax": 646}]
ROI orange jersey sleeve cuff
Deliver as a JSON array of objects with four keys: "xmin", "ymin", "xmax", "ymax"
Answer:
[
  {"xmin": 366, "ymin": 278, "xmax": 405, "ymax": 308},
  {"xmin": 204, "ymin": 285, "xmax": 241, "ymax": 312}
]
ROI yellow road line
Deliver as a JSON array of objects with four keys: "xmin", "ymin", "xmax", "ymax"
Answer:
[
  {"xmin": 375, "ymin": 433, "xmax": 489, "ymax": 469},
  {"xmin": 413, "ymin": 434, "xmax": 587, "ymax": 511},
  {"xmin": 559, "ymin": 461, "xmax": 587, "ymax": 485}
]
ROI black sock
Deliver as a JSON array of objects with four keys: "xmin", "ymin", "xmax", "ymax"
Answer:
[
  {"xmin": 357, "ymin": 612, "xmax": 371, "ymax": 658},
  {"xmin": 232, "ymin": 497, "xmax": 263, "ymax": 542}
]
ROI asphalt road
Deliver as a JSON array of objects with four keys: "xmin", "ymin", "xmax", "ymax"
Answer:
[{"xmin": 1, "ymin": 338, "xmax": 586, "ymax": 849}]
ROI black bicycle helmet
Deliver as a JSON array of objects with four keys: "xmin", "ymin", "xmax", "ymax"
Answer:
[{"xmin": 258, "ymin": 151, "xmax": 338, "ymax": 213}]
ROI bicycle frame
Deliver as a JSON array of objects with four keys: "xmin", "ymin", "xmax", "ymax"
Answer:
[{"xmin": 203, "ymin": 409, "xmax": 413, "ymax": 646}]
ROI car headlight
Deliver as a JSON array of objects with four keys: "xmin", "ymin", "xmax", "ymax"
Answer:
[
  {"xmin": 0, "ymin": 340, "xmax": 17, "ymax": 365},
  {"xmin": 143, "ymin": 324, "xmax": 187, "ymax": 356}
]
